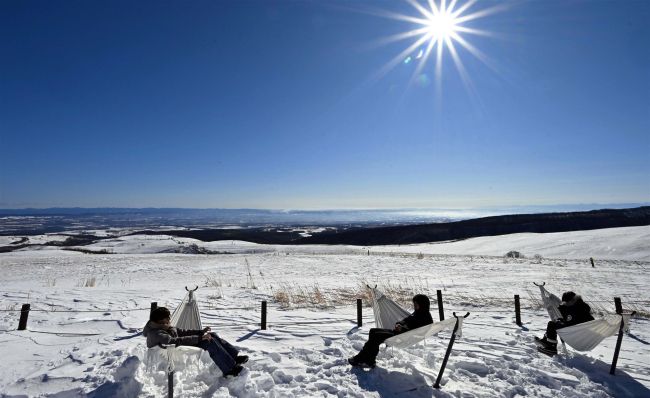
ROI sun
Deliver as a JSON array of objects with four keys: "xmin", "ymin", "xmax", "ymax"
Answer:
[
  {"xmin": 425, "ymin": 8, "xmax": 459, "ymax": 42},
  {"xmin": 367, "ymin": 0, "xmax": 508, "ymax": 95}
]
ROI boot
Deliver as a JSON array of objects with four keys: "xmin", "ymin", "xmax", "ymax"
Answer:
[
  {"xmin": 236, "ymin": 355, "xmax": 249, "ymax": 365},
  {"xmin": 223, "ymin": 365, "xmax": 244, "ymax": 378}
]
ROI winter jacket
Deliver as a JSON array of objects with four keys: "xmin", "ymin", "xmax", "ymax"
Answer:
[
  {"xmin": 396, "ymin": 310, "xmax": 433, "ymax": 333},
  {"xmin": 142, "ymin": 320, "xmax": 203, "ymax": 348},
  {"xmin": 558, "ymin": 296, "xmax": 594, "ymax": 327}
]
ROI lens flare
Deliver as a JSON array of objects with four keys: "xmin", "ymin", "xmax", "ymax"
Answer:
[{"xmin": 367, "ymin": 0, "xmax": 508, "ymax": 97}]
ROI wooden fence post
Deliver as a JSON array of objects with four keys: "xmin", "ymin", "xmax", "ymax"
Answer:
[
  {"xmin": 514, "ymin": 295, "xmax": 522, "ymax": 326},
  {"xmin": 437, "ymin": 290, "xmax": 444, "ymax": 321},
  {"xmin": 261, "ymin": 301, "xmax": 267, "ymax": 330},
  {"xmin": 357, "ymin": 299, "xmax": 363, "ymax": 327},
  {"xmin": 614, "ymin": 297, "xmax": 622, "ymax": 315},
  {"xmin": 150, "ymin": 302, "xmax": 158, "ymax": 319},
  {"xmin": 610, "ymin": 297, "xmax": 624, "ymax": 375},
  {"xmin": 18, "ymin": 304, "xmax": 30, "ymax": 330}
]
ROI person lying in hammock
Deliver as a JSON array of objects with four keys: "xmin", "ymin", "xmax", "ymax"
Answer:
[
  {"xmin": 143, "ymin": 307, "xmax": 249, "ymax": 377},
  {"xmin": 348, "ymin": 294, "xmax": 433, "ymax": 368},
  {"xmin": 535, "ymin": 291, "xmax": 594, "ymax": 355}
]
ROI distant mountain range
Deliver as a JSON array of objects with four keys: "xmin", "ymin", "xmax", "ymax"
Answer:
[
  {"xmin": 1, "ymin": 206, "xmax": 649, "ymax": 246},
  {"xmin": 128, "ymin": 206, "xmax": 650, "ymax": 246}
]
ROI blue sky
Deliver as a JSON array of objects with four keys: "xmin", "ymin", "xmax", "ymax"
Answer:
[{"xmin": 1, "ymin": 0, "xmax": 648, "ymax": 209}]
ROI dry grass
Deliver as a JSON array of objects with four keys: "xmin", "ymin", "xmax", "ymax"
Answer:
[
  {"xmin": 266, "ymin": 277, "xmax": 433, "ymax": 309},
  {"xmin": 270, "ymin": 283, "xmax": 333, "ymax": 309},
  {"xmin": 245, "ymin": 258, "xmax": 257, "ymax": 290},
  {"xmin": 204, "ymin": 274, "xmax": 223, "ymax": 288},
  {"xmin": 79, "ymin": 277, "xmax": 96, "ymax": 287}
]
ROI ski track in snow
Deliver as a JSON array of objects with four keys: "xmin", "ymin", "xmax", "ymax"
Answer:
[{"xmin": 0, "ymin": 226, "xmax": 649, "ymax": 397}]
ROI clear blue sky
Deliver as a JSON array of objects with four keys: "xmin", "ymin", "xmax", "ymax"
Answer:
[{"xmin": 1, "ymin": 0, "xmax": 648, "ymax": 209}]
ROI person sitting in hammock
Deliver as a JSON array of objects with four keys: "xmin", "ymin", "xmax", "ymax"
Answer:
[
  {"xmin": 143, "ymin": 307, "xmax": 249, "ymax": 377},
  {"xmin": 348, "ymin": 294, "xmax": 433, "ymax": 368},
  {"xmin": 536, "ymin": 291, "xmax": 594, "ymax": 355}
]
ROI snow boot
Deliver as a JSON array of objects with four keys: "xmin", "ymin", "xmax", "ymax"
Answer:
[
  {"xmin": 236, "ymin": 355, "xmax": 249, "ymax": 365},
  {"xmin": 537, "ymin": 345, "xmax": 558, "ymax": 356},
  {"xmin": 223, "ymin": 365, "xmax": 244, "ymax": 378},
  {"xmin": 535, "ymin": 336, "xmax": 558, "ymax": 356},
  {"xmin": 348, "ymin": 356, "xmax": 376, "ymax": 368}
]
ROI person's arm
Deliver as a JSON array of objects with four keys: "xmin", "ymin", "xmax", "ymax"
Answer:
[
  {"xmin": 395, "ymin": 314, "xmax": 416, "ymax": 332},
  {"xmin": 154, "ymin": 329, "xmax": 201, "ymax": 346},
  {"xmin": 176, "ymin": 328, "xmax": 203, "ymax": 337}
]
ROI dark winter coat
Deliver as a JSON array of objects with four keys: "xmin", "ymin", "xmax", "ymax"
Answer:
[
  {"xmin": 396, "ymin": 311, "xmax": 434, "ymax": 332},
  {"xmin": 558, "ymin": 296, "xmax": 594, "ymax": 327},
  {"xmin": 394, "ymin": 294, "xmax": 434, "ymax": 332},
  {"xmin": 142, "ymin": 320, "xmax": 203, "ymax": 348}
]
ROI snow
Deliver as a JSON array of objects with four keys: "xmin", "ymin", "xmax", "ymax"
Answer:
[
  {"xmin": 0, "ymin": 226, "xmax": 649, "ymax": 397},
  {"xmin": 378, "ymin": 225, "xmax": 650, "ymax": 261}
]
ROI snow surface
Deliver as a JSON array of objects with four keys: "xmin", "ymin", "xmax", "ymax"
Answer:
[{"xmin": 1, "ymin": 226, "xmax": 649, "ymax": 397}]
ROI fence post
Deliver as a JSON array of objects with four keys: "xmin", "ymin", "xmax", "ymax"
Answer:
[
  {"xmin": 614, "ymin": 297, "xmax": 622, "ymax": 315},
  {"xmin": 168, "ymin": 370, "xmax": 174, "ymax": 398},
  {"xmin": 436, "ymin": 290, "xmax": 444, "ymax": 321},
  {"xmin": 514, "ymin": 295, "xmax": 522, "ymax": 326},
  {"xmin": 610, "ymin": 297, "xmax": 624, "ymax": 375},
  {"xmin": 590, "ymin": 257, "xmax": 595, "ymax": 267},
  {"xmin": 18, "ymin": 304, "xmax": 30, "ymax": 330},
  {"xmin": 356, "ymin": 299, "xmax": 363, "ymax": 327},
  {"xmin": 150, "ymin": 302, "xmax": 158, "ymax": 319},
  {"xmin": 261, "ymin": 301, "xmax": 267, "ymax": 330}
]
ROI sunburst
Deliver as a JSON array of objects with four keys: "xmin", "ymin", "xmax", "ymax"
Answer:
[{"xmin": 369, "ymin": 0, "xmax": 508, "ymax": 96}]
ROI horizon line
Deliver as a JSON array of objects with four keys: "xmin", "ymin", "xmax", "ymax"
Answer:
[{"xmin": 0, "ymin": 202, "xmax": 648, "ymax": 213}]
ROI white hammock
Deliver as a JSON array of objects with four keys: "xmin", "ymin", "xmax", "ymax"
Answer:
[
  {"xmin": 385, "ymin": 318, "xmax": 461, "ymax": 348},
  {"xmin": 369, "ymin": 287, "xmax": 459, "ymax": 348},
  {"xmin": 147, "ymin": 287, "xmax": 205, "ymax": 375},
  {"xmin": 537, "ymin": 284, "xmax": 630, "ymax": 351},
  {"xmin": 171, "ymin": 286, "xmax": 202, "ymax": 330},
  {"xmin": 146, "ymin": 345, "xmax": 204, "ymax": 373}
]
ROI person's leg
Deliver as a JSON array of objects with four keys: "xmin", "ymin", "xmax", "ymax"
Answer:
[
  {"xmin": 545, "ymin": 321, "xmax": 560, "ymax": 343},
  {"xmin": 198, "ymin": 338, "xmax": 237, "ymax": 374},
  {"xmin": 356, "ymin": 328, "xmax": 395, "ymax": 364},
  {"xmin": 210, "ymin": 332, "xmax": 239, "ymax": 359}
]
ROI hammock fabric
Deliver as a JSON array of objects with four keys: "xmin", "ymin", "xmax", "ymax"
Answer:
[
  {"xmin": 385, "ymin": 318, "xmax": 460, "ymax": 348},
  {"xmin": 170, "ymin": 287, "xmax": 202, "ymax": 330},
  {"xmin": 146, "ymin": 345, "xmax": 203, "ymax": 373},
  {"xmin": 537, "ymin": 284, "xmax": 630, "ymax": 351},
  {"xmin": 369, "ymin": 287, "xmax": 459, "ymax": 348},
  {"xmin": 147, "ymin": 287, "xmax": 205, "ymax": 374}
]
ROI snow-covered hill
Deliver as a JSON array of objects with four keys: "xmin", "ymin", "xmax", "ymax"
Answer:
[{"xmin": 0, "ymin": 226, "xmax": 648, "ymax": 397}]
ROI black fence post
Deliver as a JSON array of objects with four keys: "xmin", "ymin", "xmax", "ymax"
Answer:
[
  {"xmin": 261, "ymin": 301, "xmax": 267, "ymax": 330},
  {"xmin": 18, "ymin": 304, "xmax": 30, "ymax": 331},
  {"xmin": 590, "ymin": 257, "xmax": 595, "ymax": 268},
  {"xmin": 610, "ymin": 297, "xmax": 624, "ymax": 375},
  {"xmin": 614, "ymin": 297, "xmax": 622, "ymax": 315},
  {"xmin": 437, "ymin": 290, "xmax": 444, "ymax": 321},
  {"xmin": 168, "ymin": 370, "xmax": 174, "ymax": 398},
  {"xmin": 150, "ymin": 302, "xmax": 158, "ymax": 319},
  {"xmin": 357, "ymin": 299, "xmax": 363, "ymax": 327},
  {"xmin": 514, "ymin": 295, "xmax": 522, "ymax": 326}
]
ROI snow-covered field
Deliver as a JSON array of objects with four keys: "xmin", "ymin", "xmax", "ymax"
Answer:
[{"xmin": 1, "ymin": 226, "xmax": 649, "ymax": 397}]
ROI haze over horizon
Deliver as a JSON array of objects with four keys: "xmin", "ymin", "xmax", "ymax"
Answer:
[{"xmin": 1, "ymin": 0, "xmax": 649, "ymax": 209}]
